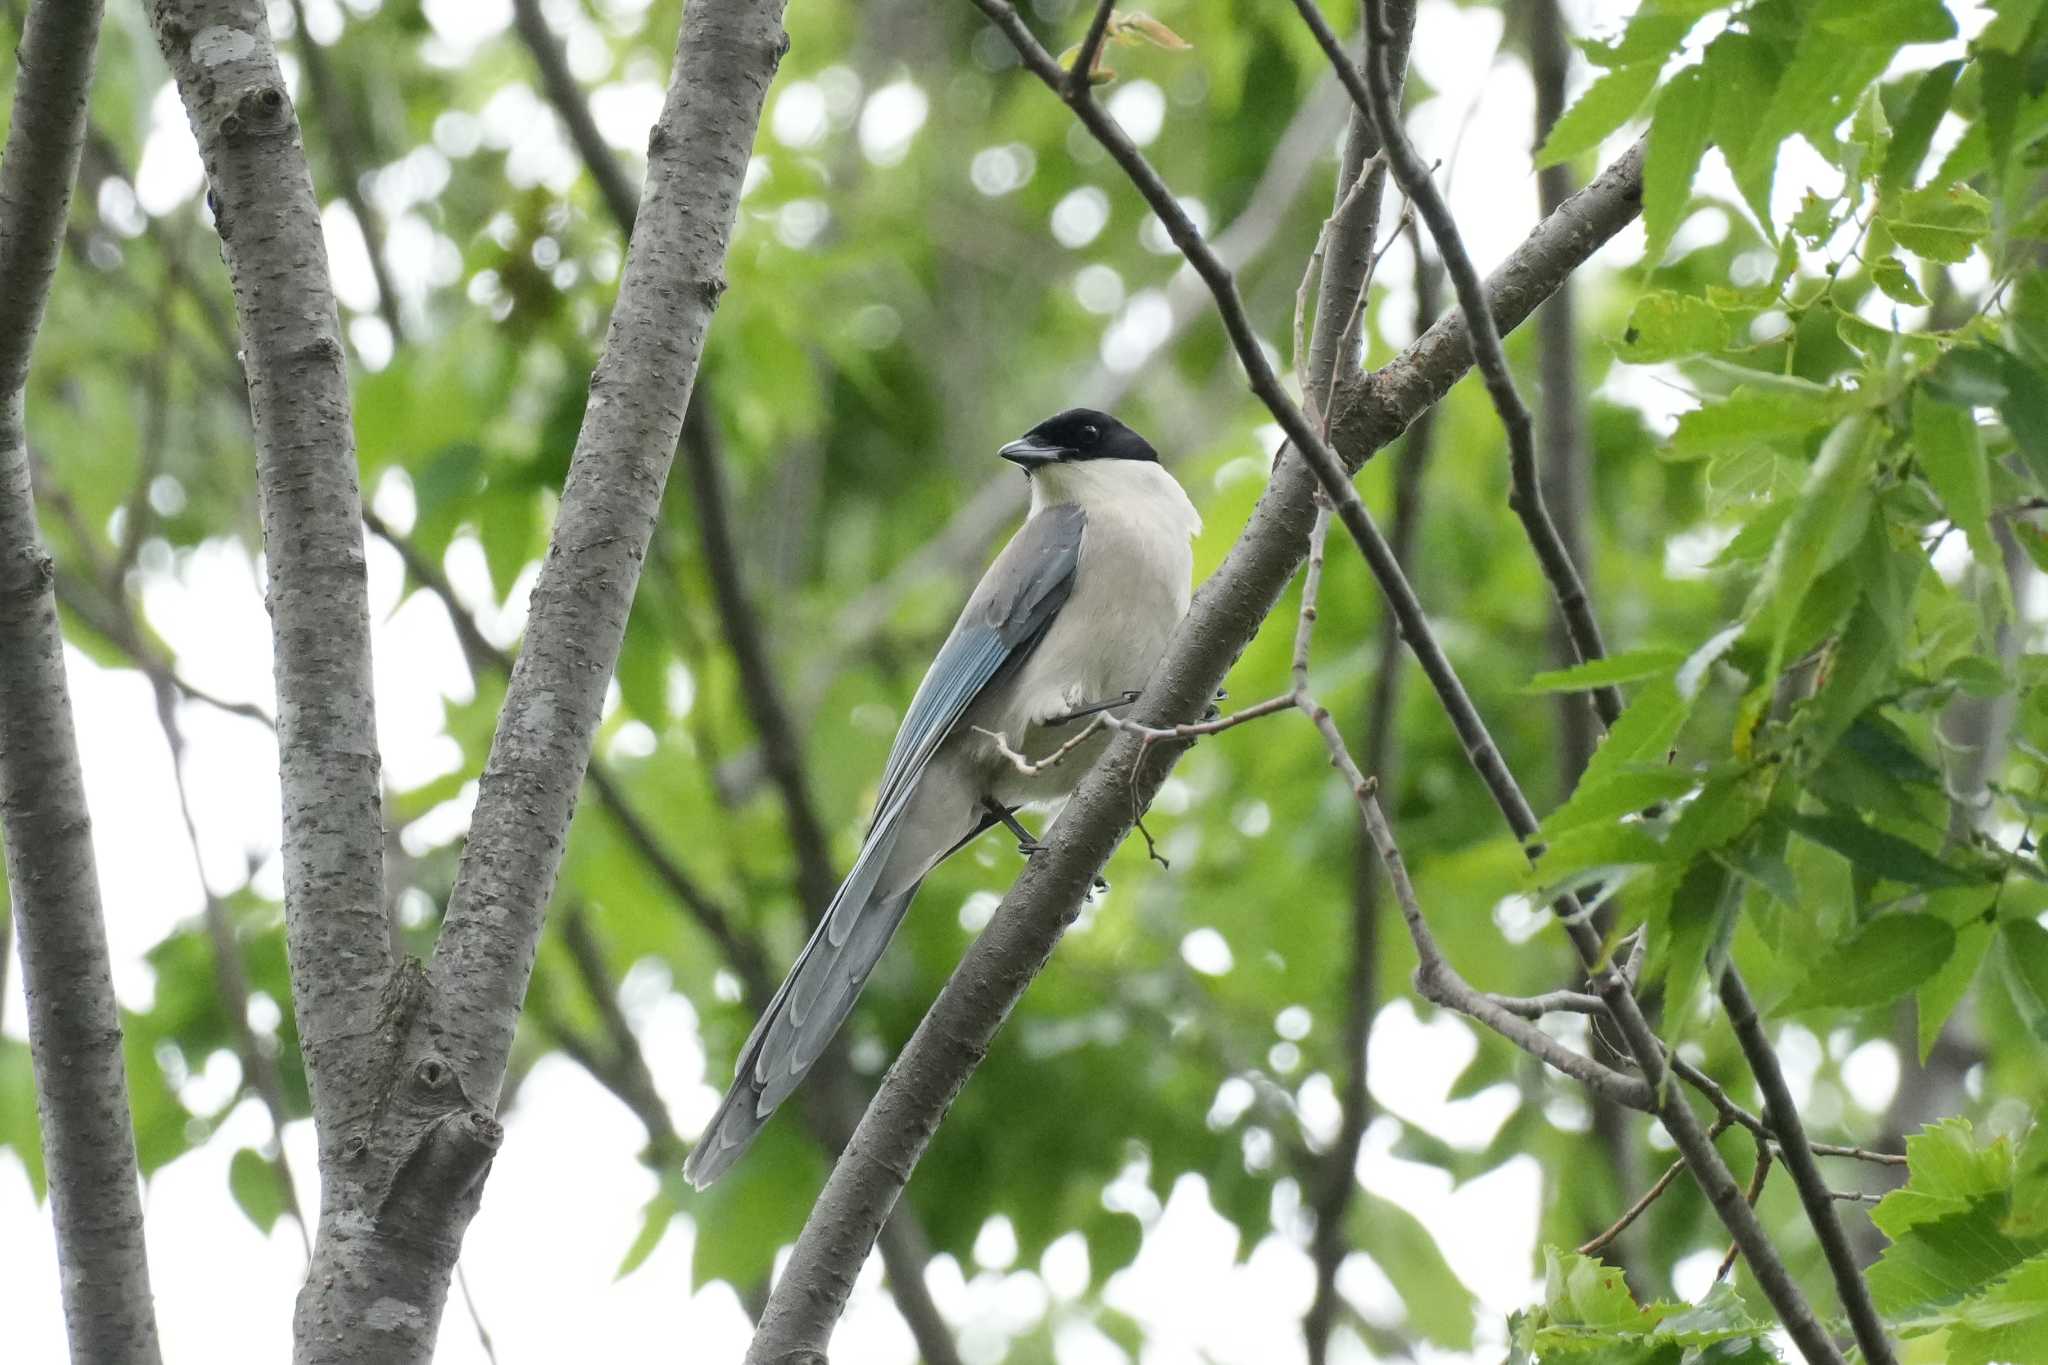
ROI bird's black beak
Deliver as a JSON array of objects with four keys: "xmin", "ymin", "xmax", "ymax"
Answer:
[{"xmin": 998, "ymin": 435, "xmax": 1065, "ymax": 468}]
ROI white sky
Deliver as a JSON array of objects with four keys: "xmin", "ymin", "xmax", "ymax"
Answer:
[{"xmin": 4, "ymin": 0, "xmax": 1970, "ymax": 1356}]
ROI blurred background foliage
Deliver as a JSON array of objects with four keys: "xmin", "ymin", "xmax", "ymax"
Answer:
[{"xmin": 6, "ymin": 0, "xmax": 2048, "ymax": 1358}]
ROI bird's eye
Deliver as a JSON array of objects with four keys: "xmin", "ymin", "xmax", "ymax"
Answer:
[{"xmin": 1081, "ymin": 424, "xmax": 1099, "ymax": 442}]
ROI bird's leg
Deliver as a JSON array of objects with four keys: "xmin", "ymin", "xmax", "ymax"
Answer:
[
  {"xmin": 1045, "ymin": 690, "xmax": 1141, "ymax": 726},
  {"xmin": 983, "ymin": 799, "xmax": 1109, "ymax": 893},
  {"xmin": 985, "ymin": 799, "xmax": 1045, "ymax": 855}
]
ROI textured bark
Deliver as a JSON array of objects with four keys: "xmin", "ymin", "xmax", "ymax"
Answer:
[
  {"xmin": 149, "ymin": 0, "xmax": 393, "ymax": 1150},
  {"xmin": 428, "ymin": 0, "xmax": 787, "ymax": 1106},
  {"xmin": 0, "ymin": 1, "xmax": 163, "ymax": 1360},
  {"xmin": 745, "ymin": 140, "xmax": 1650, "ymax": 1365}
]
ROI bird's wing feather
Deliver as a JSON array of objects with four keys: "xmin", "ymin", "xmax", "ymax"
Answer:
[{"xmin": 683, "ymin": 503, "xmax": 1085, "ymax": 1188}]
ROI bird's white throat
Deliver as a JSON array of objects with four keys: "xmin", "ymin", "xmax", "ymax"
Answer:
[{"xmin": 1027, "ymin": 458, "xmax": 1202, "ymax": 541}]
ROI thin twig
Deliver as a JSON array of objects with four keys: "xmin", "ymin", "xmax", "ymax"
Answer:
[
  {"xmin": 1579, "ymin": 1120, "xmax": 1731, "ymax": 1258},
  {"xmin": 1719, "ymin": 970, "xmax": 1900, "ymax": 1364},
  {"xmin": 1066, "ymin": 0, "xmax": 1117, "ymax": 96},
  {"xmin": 1715, "ymin": 1133, "xmax": 1774, "ymax": 1283},
  {"xmin": 453, "ymin": 1262, "xmax": 500, "ymax": 1365}
]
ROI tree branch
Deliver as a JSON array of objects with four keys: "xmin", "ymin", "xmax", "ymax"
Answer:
[
  {"xmin": 426, "ymin": 0, "xmax": 786, "ymax": 1073},
  {"xmin": 150, "ymin": 0, "xmax": 393, "ymax": 1156},
  {"xmin": 509, "ymin": 0, "xmax": 644, "ymax": 236},
  {"xmin": 1719, "ymin": 969, "xmax": 1899, "ymax": 1364},
  {"xmin": 745, "ymin": 7, "xmax": 1657, "ymax": 1349},
  {"xmin": 0, "ymin": 2, "xmax": 164, "ymax": 1358},
  {"xmin": 1292, "ymin": 0, "xmax": 1621, "ymax": 730},
  {"xmin": 677, "ymin": 364, "xmax": 838, "ymax": 915}
]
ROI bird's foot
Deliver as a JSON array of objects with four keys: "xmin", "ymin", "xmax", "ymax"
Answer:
[{"xmin": 1048, "ymin": 690, "xmax": 1142, "ymax": 726}]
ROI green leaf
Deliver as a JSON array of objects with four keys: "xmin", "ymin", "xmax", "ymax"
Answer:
[
  {"xmin": 1535, "ymin": 61, "xmax": 1662, "ymax": 169},
  {"xmin": 1883, "ymin": 60, "xmax": 1964, "ymax": 191},
  {"xmin": 1781, "ymin": 913, "xmax": 1956, "ymax": 1010},
  {"xmin": 228, "ymin": 1147, "xmax": 288, "ymax": 1235},
  {"xmin": 1667, "ymin": 386, "xmax": 1837, "ymax": 460},
  {"xmin": 1543, "ymin": 766, "xmax": 1702, "ymax": 839},
  {"xmin": 1353, "ymin": 1191, "xmax": 1477, "ymax": 1348},
  {"xmin": 1883, "ymin": 183, "xmax": 1993, "ymax": 264},
  {"xmin": 1704, "ymin": 30, "xmax": 1783, "ymax": 227},
  {"xmin": 1814, "ymin": 0, "xmax": 1958, "ymax": 45},
  {"xmin": 1871, "ymin": 255, "xmax": 1929, "ymax": 305},
  {"xmin": 1946, "ymin": 1253, "xmax": 2048, "ymax": 1365},
  {"xmin": 1616, "ymin": 292, "xmax": 1732, "ymax": 362},
  {"xmin": 1577, "ymin": 8, "xmax": 1699, "ymax": 68},
  {"xmin": 1998, "ymin": 919, "xmax": 2048, "ymax": 1042},
  {"xmin": 1920, "ymin": 919, "xmax": 1993, "ymax": 1061},
  {"xmin": 1781, "ymin": 810, "xmax": 1986, "ymax": 888},
  {"xmin": 617, "ymin": 1186, "xmax": 679, "ymax": 1278},
  {"xmin": 1791, "ymin": 191, "xmax": 1840, "ymax": 245},
  {"xmin": 1642, "ymin": 65, "xmax": 1712, "ymax": 263},
  {"xmin": 1749, "ymin": 415, "xmax": 1878, "ymax": 674},
  {"xmin": 1526, "ymin": 647, "xmax": 1685, "ymax": 693},
  {"xmin": 1578, "ymin": 677, "xmax": 1693, "ymax": 798},
  {"xmin": 1914, "ymin": 389, "xmax": 2006, "ymax": 608}
]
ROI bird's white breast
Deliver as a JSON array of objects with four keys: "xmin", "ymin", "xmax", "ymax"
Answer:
[{"xmin": 969, "ymin": 459, "xmax": 1200, "ymax": 804}]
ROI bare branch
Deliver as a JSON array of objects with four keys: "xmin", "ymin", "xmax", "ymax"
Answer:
[
  {"xmin": 509, "ymin": 0, "xmax": 643, "ymax": 237},
  {"xmin": 0, "ymin": 1, "xmax": 164, "ymax": 1356},
  {"xmin": 150, "ymin": 0, "xmax": 393, "ymax": 1153},
  {"xmin": 1719, "ymin": 969, "xmax": 1900, "ymax": 1364},
  {"xmin": 1066, "ymin": 0, "xmax": 1117, "ymax": 96},
  {"xmin": 678, "ymin": 401, "xmax": 839, "ymax": 915}
]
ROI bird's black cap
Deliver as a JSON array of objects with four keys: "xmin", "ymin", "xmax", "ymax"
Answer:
[{"xmin": 998, "ymin": 408, "xmax": 1158, "ymax": 468}]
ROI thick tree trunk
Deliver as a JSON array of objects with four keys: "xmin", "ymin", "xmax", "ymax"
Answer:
[{"xmin": 0, "ymin": 1, "xmax": 163, "ymax": 1360}]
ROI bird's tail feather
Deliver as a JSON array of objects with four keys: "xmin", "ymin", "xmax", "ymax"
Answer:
[{"xmin": 682, "ymin": 830, "xmax": 923, "ymax": 1189}]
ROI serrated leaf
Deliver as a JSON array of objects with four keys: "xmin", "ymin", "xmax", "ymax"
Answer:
[
  {"xmin": 1667, "ymin": 387, "xmax": 1836, "ymax": 460},
  {"xmin": 1526, "ymin": 647, "xmax": 1685, "ymax": 693},
  {"xmin": 1577, "ymin": 9, "xmax": 1698, "ymax": 68},
  {"xmin": 1883, "ymin": 183, "xmax": 1993, "ymax": 264},
  {"xmin": 1616, "ymin": 292, "xmax": 1731, "ymax": 362},
  {"xmin": 1535, "ymin": 61, "xmax": 1662, "ymax": 169},
  {"xmin": 1781, "ymin": 913, "xmax": 1956, "ymax": 1010},
  {"xmin": 1883, "ymin": 60, "xmax": 1963, "ymax": 191},
  {"xmin": 1643, "ymin": 65, "xmax": 1712, "ymax": 263},
  {"xmin": 1814, "ymin": 0, "xmax": 1957, "ymax": 45},
  {"xmin": 1543, "ymin": 766, "xmax": 1702, "ymax": 838},
  {"xmin": 1704, "ymin": 30, "xmax": 1782, "ymax": 227}
]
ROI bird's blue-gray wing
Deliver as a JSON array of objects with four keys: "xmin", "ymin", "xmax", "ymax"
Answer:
[{"xmin": 683, "ymin": 504, "xmax": 1085, "ymax": 1188}]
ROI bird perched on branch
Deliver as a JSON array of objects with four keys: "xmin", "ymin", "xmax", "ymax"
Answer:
[{"xmin": 684, "ymin": 408, "xmax": 1200, "ymax": 1187}]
